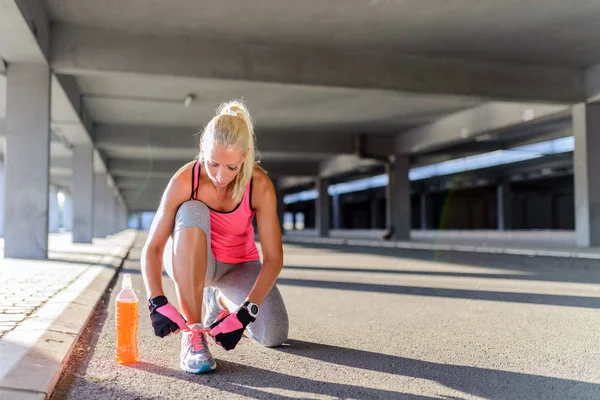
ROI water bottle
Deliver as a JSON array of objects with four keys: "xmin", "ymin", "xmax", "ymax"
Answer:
[{"xmin": 115, "ymin": 274, "xmax": 139, "ymax": 363}]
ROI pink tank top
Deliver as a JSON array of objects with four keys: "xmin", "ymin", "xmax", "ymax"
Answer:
[{"xmin": 191, "ymin": 161, "xmax": 260, "ymax": 264}]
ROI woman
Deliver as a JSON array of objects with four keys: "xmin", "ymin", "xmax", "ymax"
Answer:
[{"xmin": 141, "ymin": 100, "xmax": 288, "ymax": 374}]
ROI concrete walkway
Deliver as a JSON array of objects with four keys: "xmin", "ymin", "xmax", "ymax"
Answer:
[
  {"xmin": 0, "ymin": 231, "xmax": 136, "ymax": 399},
  {"xmin": 51, "ymin": 232, "xmax": 600, "ymax": 399}
]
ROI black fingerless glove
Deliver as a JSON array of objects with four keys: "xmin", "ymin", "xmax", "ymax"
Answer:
[
  {"xmin": 148, "ymin": 295, "xmax": 188, "ymax": 338},
  {"xmin": 209, "ymin": 307, "xmax": 256, "ymax": 350}
]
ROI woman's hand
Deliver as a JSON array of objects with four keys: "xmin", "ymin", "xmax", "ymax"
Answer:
[
  {"xmin": 209, "ymin": 306, "xmax": 256, "ymax": 350},
  {"xmin": 148, "ymin": 295, "xmax": 188, "ymax": 337}
]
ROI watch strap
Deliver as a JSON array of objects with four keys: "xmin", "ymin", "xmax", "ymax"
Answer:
[{"xmin": 241, "ymin": 301, "xmax": 259, "ymax": 318}]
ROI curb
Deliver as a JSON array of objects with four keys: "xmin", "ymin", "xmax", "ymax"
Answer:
[
  {"xmin": 0, "ymin": 232, "xmax": 137, "ymax": 400},
  {"xmin": 282, "ymin": 236, "xmax": 600, "ymax": 260}
]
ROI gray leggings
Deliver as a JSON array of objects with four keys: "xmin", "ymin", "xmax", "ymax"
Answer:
[{"xmin": 163, "ymin": 200, "xmax": 289, "ymax": 347}]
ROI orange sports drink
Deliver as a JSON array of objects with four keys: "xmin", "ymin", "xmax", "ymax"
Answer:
[{"xmin": 115, "ymin": 274, "xmax": 139, "ymax": 364}]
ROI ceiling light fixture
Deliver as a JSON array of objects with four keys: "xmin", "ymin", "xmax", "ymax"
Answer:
[
  {"xmin": 522, "ymin": 108, "xmax": 535, "ymax": 121},
  {"xmin": 184, "ymin": 93, "xmax": 196, "ymax": 107},
  {"xmin": 475, "ymin": 133, "xmax": 494, "ymax": 142}
]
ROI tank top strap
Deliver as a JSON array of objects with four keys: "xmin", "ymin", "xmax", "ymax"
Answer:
[{"xmin": 190, "ymin": 160, "xmax": 201, "ymax": 201}]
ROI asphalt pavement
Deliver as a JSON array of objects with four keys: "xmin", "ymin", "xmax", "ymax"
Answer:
[{"xmin": 51, "ymin": 232, "xmax": 600, "ymax": 399}]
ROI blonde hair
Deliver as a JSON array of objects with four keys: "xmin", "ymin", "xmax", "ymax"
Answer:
[{"xmin": 198, "ymin": 99, "xmax": 264, "ymax": 203}]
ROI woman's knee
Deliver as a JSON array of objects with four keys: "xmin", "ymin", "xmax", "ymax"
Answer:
[
  {"xmin": 170, "ymin": 202, "xmax": 214, "ymax": 280},
  {"xmin": 254, "ymin": 321, "xmax": 289, "ymax": 348},
  {"xmin": 174, "ymin": 200, "xmax": 210, "ymax": 234}
]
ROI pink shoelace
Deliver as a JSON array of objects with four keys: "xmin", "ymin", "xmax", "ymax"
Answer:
[
  {"xmin": 214, "ymin": 309, "xmax": 231, "ymax": 324},
  {"xmin": 205, "ymin": 310, "xmax": 231, "ymax": 344},
  {"xmin": 186, "ymin": 326, "xmax": 211, "ymax": 352},
  {"xmin": 184, "ymin": 309, "xmax": 232, "ymax": 351},
  {"xmin": 185, "ymin": 308, "xmax": 231, "ymax": 350}
]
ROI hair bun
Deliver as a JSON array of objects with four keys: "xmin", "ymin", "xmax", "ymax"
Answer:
[{"xmin": 218, "ymin": 101, "xmax": 250, "ymax": 119}]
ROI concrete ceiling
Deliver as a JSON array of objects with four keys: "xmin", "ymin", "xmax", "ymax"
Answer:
[
  {"xmin": 46, "ymin": 0, "xmax": 600, "ymax": 67},
  {"xmin": 77, "ymin": 74, "xmax": 482, "ymax": 132},
  {"xmin": 2, "ymin": 0, "xmax": 597, "ymax": 212}
]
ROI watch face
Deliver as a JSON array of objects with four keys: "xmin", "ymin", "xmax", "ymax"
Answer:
[{"xmin": 250, "ymin": 304, "xmax": 259, "ymax": 315}]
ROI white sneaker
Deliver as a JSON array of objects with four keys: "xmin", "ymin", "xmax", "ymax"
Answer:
[
  {"xmin": 180, "ymin": 324, "xmax": 216, "ymax": 373},
  {"xmin": 203, "ymin": 286, "xmax": 229, "ymax": 327}
]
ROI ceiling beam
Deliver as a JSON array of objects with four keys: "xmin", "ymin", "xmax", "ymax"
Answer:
[
  {"xmin": 395, "ymin": 102, "xmax": 571, "ymax": 154},
  {"xmin": 411, "ymin": 124, "xmax": 573, "ymax": 167},
  {"xmin": 585, "ymin": 63, "xmax": 600, "ymax": 103},
  {"xmin": 51, "ymin": 23, "xmax": 584, "ymax": 103},
  {"xmin": 94, "ymin": 123, "xmax": 396, "ymax": 159},
  {"xmin": 94, "ymin": 123, "xmax": 354, "ymax": 155},
  {"xmin": 320, "ymin": 155, "xmax": 383, "ymax": 179},
  {"xmin": 413, "ymin": 152, "xmax": 573, "ymax": 192},
  {"xmin": 53, "ymin": 74, "xmax": 94, "ymax": 137},
  {"xmin": 0, "ymin": 0, "xmax": 49, "ymax": 63},
  {"xmin": 109, "ymin": 159, "xmax": 182, "ymax": 179},
  {"xmin": 114, "ymin": 176, "xmax": 170, "ymax": 190},
  {"xmin": 107, "ymin": 158, "xmax": 320, "ymax": 180},
  {"xmin": 123, "ymin": 196, "xmax": 162, "ymax": 212}
]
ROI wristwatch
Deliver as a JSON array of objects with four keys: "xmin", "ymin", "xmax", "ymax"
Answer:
[{"xmin": 241, "ymin": 301, "xmax": 260, "ymax": 319}]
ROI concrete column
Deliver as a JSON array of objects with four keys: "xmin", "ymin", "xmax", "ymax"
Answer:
[
  {"xmin": 109, "ymin": 195, "xmax": 115, "ymax": 235},
  {"xmin": 94, "ymin": 173, "xmax": 107, "ymax": 238},
  {"xmin": 73, "ymin": 144, "xmax": 94, "ymax": 242},
  {"xmin": 108, "ymin": 189, "xmax": 118, "ymax": 235},
  {"xmin": 497, "ymin": 182, "xmax": 512, "ymax": 231},
  {"xmin": 136, "ymin": 212, "xmax": 142, "ymax": 230},
  {"xmin": 121, "ymin": 204, "xmax": 127, "ymax": 231},
  {"xmin": 106, "ymin": 187, "xmax": 115, "ymax": 236},
  {"xmin": 122, "ymin": 206, "xmax": 125, "ymax": 231},
  {"xmin": 115, "ymin": 197, "xmax": 120, "ymax": 233},
  {"xmin": 5, "ymin": 64, "xmax": 51, "ymax": 259},
  {"xmin": 385, "ymin": 162, "xmax": 394, "ymax": 234},
  {"xmin": 391, "ymin": 155, "xmax": 411, "ymax": 241},
  {"xmin": 108, "ymin": 194, "xmax": 114, "ymax": 235},
  {"xmin": 122, "ymin": 204, "xmax": 129, "ymax": 231},
  {"xmin": 316, "ymin": 177, "xmax": 330, "ymax": 237},
  {"xmin": 332, "ymin": 193, "xmax": 341, "ymax": 229},
  {"xmin": 116, "ymin": 201, "xmax": 122, "ymax": 232},
  {"xmin": 63, "ymin": 195, "xmax": 73, "ymax": 232},
  {"xmin": 114, "ymin": 196, "xmax": 120, "ymax": 233},
  {"xmin": 420, "ymin": 192, "xmax": 433, "ymax": 230},
  {"xmin": 49, "ymin": 186, "xmax": 59, "ymax": 234},
  {"xmin": 0, "ymin": 160, "xmax": 5, "ymax": 238},
  {"xmin": 573, "ymin": 103, "xmax": 600, "ymax": 247},
  {"xmin": 117, "ymin": 203, "xmax": 123, "ymax": 232}
]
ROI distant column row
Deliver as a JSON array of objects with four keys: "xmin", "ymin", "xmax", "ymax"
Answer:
[
  {"xmin": 309, "ymin": 104, "xmax": 600, "ymax": 248},
  {"xmin": 3, "ymin": 63, "xmax": 128, "ymax": 259}
]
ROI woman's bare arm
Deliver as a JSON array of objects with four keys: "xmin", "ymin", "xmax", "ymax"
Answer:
[
  {"xmin": 141, "ymin": 164, "xmax": 193, "ymax": 300},
  {"xmin": 245, "ymin": 170, "xmax": 284, "ymax": 306}
]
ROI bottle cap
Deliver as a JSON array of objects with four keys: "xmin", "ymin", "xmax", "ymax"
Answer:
[{"xmin": 122, "ymin": 274, "xmax": 132, "ymax": 289}]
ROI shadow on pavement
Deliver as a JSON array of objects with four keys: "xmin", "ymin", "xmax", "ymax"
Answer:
[
  {"xmin": 274, "ymin": 339, "xmax": 600, "ymax": 400},
  {"xmin": 276, "ymin": 277, "xmax": 600, "ymax": 309},
  {"xmin": 126, "ymin": 360, "xmax": 435, "ymax": 400},
  {"xmin": 284, "ymin": 242, "xmax": 600, "ymax": 284},
  {"xmin": 282, "ymin": 264, "xmax": 600, "ymax": 284}
]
